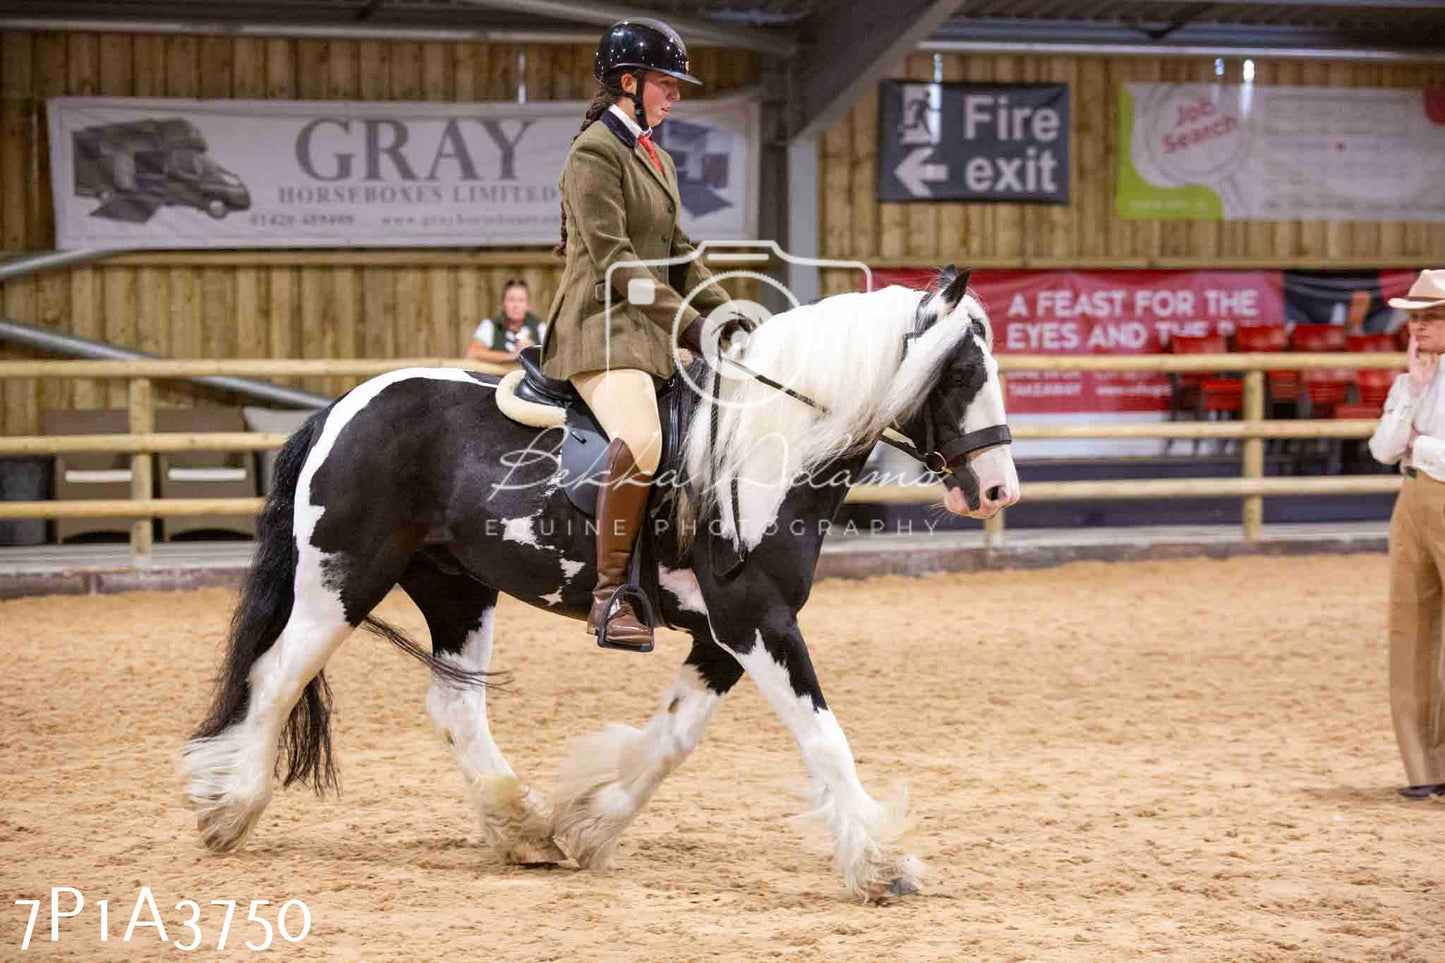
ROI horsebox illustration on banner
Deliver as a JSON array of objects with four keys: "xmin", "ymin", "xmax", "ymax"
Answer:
[{"xmin": 72, "ymin": 118, "xmax": 251, "ymax": 224}]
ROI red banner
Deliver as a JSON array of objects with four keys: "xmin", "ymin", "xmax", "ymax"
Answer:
[{"xmin": 873, "ymin": 269, "xmax": 1287, "ymax": 413}]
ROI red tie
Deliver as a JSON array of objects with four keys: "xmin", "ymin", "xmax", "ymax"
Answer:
[{"xmin": 639, "ymin": 133, "xmax": 663, "ymax": 174}]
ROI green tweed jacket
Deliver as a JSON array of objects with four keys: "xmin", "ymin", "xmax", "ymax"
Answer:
[{"xmin": 539, "ymin": 111, "xmax": 730, "ymax": 381}]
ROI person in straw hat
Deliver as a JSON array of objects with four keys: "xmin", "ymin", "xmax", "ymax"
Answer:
[{"xmin": 1370, "ymin": 268, "xmax": 1445, "ymax": 798}]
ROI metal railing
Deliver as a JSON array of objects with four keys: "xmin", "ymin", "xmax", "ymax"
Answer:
[{"xmin": 0, "ymin": 353, "xmax": 1404, "ymax": 560}]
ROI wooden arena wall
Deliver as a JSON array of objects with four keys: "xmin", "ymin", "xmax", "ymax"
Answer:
[
  {"xmin": 0, "ymin": 31, "xmax": 757, "ymax": 433},
  {"xmin": 816, "ymin": 52, "xmax": 1445, "ymax": 295},
  {"xmin": 4, "ymin": 33, "xmax": 1445, "ymax": 433}
]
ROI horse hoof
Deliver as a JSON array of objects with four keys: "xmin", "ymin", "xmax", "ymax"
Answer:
[
  {"xmin": 196, "ymin": 812, "xmax": 241, "ymax": 852},
  {"xmin": 886, "ymin": 878, "xmax": 919, "ymax": 898},
  {"xmin": 506, "ymin": 837, "xmax": 567, "ymax": 866}
]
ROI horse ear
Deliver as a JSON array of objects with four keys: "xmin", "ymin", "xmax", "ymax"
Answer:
[{"xmin": 939, "ymin": 266, "xmax": 971, "ymax": 312}]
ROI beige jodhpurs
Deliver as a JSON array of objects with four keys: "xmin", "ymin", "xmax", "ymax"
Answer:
[
  {"xmin": 1389, "ymin": 471, "xmax": 1445, "ymax": 786},
  {"xmin": 569, "ymin": 368, "xmax": 663, "ymax": 475}
]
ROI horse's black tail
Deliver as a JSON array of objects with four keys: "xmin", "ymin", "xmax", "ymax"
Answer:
[{"xmin": 191, "ymin": 408, "xmax": 338, "ymax": 794}]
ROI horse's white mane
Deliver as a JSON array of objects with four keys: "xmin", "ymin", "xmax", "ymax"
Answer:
[{"xmin": 681, "ymin": 282, "xmax": 990, "ymax": 534}]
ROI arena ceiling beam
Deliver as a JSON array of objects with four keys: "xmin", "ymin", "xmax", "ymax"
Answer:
[
  {"xmin": 0, "ymin": 0, "xmax": 799, "ymax": 53},
  {"xmin": 0, "ymin": 16, "xmax": 599, "ymax": 44},
  {"xmin": 929, "ymin": 17, "xmax": 1443, "ymax": 54},
  {"xmin": 385, "ymin": 0, "xmax": 799, "ymax": 55},
  {"xmin": 931, "ymin": 0, "xmax": 1445, "ymax": 54},
  {"xmin": 786, "ymin": 0, "xmax": 960, "ymax": 143},
  {"xmin": 1115, "ymin": 0, "xmax": 1443, "ymax": 8}
]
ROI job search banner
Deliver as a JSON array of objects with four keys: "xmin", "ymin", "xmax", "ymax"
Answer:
[
  {"xmin": 47, "ymin": 95, "xmax": 759, "ymax": 249},
  {"xmin": 877, "ymin": 81, "xmax": 1069, "ymax": 203},
  {"xmin": 1118, "ymin": 83, "xmax": 1445, "ymax": 221}
]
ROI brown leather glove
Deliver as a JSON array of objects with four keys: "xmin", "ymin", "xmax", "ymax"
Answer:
[
  {"xmin": 678, "ymin": 316, "xmax": 706, "ymax": 355},
  {"xmin": 679, "ymin": 309, "xmax": 754, "ymax": 358}
]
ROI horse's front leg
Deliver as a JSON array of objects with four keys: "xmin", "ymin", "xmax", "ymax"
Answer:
[
  {"xmin": 719, "ymin": 619, "xmax": 923, "ymax": 902},
  {"xmin": 551, "ymin": 632, "xmax": 743, "ymax": 868}
]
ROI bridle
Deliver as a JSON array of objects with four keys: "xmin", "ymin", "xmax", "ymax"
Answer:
[
  {"xmin": 714, "ymin": 322, "xmax": 1012, "ymax": 478},
  {"xmin": 702, "ymin": 318, "xmax": 1011, "ymax": 575},
  {"xmin": 886, "ymin": 324, "xmax": 1012, "ymax": 479}
]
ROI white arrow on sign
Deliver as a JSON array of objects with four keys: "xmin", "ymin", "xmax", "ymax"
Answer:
[{"xmin": 893, "ymin": 147, "xmax": 948, "ymax": 198}]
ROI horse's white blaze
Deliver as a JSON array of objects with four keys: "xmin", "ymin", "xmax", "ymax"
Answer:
[
  {"xmin": 183, "ymin": 368, "xmax": 492, "ymax": 852},
  {"xmin": 658, "ymin": 565, "xmax": 707, "ymax": 615},
  {"xmin": 428, "ymin": 609, "xmax": 561, "ymax": 863},
  {"xmin": 727, "ymin": 632, "xmax": 923, "ymax": 901},
  {"xmin": 551, "ymin": 663, "xmax": 721, "ymax": 869}
]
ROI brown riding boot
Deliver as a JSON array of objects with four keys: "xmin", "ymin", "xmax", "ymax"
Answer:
[{"xmin": 586, "ymin": 438, "xmax": 654, "ymax": 648}]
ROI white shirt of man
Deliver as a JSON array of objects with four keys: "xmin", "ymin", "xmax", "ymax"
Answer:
[{"xmin": 1370, "ymin": 370, "xmax": 1445, "ymax": 481}]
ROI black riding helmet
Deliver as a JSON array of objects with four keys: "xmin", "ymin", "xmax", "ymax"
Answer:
[{"xmin": 594, "ymin": 18, "xmax": 700, "ymax": 133}]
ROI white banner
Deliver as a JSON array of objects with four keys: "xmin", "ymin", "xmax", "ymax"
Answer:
[
  {"xmin": 1119, "ymin": 83, "xmax": 1445, "ymax": 221},
  {"xmin": 47, "ymin": 95, "xmax": 758, "ymax": 249}
]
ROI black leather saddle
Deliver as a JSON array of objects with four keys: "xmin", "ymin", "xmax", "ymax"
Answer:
[
  {"xmin": 513, "ymin": 346, "xmax": 693, "ymax": 648},
  {"xmin": 515, "ymin": 345, "xmax": 689, "ymax": 519}
]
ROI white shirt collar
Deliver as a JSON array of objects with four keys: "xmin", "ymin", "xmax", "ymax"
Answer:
[{"xmin": 608, "ymin": 103, "xmax": 652, "ymax": 140}]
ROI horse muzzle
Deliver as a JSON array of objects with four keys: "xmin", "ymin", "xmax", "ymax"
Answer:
[{"xmin": 941, "ymin": 443, "xmax": 1019, "ymax": 519}]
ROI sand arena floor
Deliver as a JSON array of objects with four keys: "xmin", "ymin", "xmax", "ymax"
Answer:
[{"xmin": 3, "ymin": 554, "xmax": 1443, "ymax": 962}]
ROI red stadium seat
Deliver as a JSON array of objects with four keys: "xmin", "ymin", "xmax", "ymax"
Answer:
[
  {"xmin": 1290, "ymin": 324, "xmax": 1347, "ymax": 352},
  {"xmin": 1334, "ymin": 402, "xmax": 1383, "ymax": 420},
  {"xmin": 1301, "ymin": 369, "xmax": 1351, "ymax": 416},
  {"xmin": 1235, "ymin": 324, "xmax": 1287, "ymax": 352},
  {"xmin": 1290, "ymin": 325, "xmax": 1351, "ymax": 418},
  {"xmin": 1234, "ymin": 324, "xmax": 1297, "ymax": 407},
  {"xmin": 1333, "ymin": 400, "xmax": 1386, "ymax": 475},
  {"xmin": 1345, "ymin": 332, "xmax": 1403, "ymax": 411},
  {"xmin": 1169, "ymin": 334, "xmax": 1240, "ymax": 453},
  {"xmin": 1199, "ymin": 377, "xmax": 1244, "ymax": 412},
  {"xmin": 1347, "ymin": 333, "xmax": 1397, "ymax": 354},
  {"xmin": 1170, "ymin": 333, "xmax": 1232, "ymax": 390},
  {"xmin": 1356, "ymin": 367, "xmax": 1399, "ymax": 408}
]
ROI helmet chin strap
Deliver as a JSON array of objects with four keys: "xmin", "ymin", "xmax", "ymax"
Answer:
[{"xmin": 632, "ymin": 70, "xmax": 649, "ymax": 134}]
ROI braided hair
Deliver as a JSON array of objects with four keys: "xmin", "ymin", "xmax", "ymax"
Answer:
[{"xmin": 555, "ymin": 72, "xmax": 631, "ymax": 258}]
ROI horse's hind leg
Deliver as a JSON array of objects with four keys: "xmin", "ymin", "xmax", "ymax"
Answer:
[
  {"xmin": 183, "ymin": 551, "xmax": 360, "ymax": 852},
  {"xmin": 400, "ymin": 558, "xmax": 564, "ymax": 865},
  {"xmin": 551, "ymin": 632, "xmax": 743, "ymax": 868},
  {"xmin": 183, "ymin": 526, "xmax": 417, "ymax": 853}
]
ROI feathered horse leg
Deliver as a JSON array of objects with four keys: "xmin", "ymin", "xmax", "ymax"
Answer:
[{"xmin": 551, "ymin": 620, "xmax": 741, "ymax": 868}]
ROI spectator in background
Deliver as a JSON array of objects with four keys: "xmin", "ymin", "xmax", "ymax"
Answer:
[
  {"xmin": 466, "ymin": 279, "xmax": 546, "ymax": 364},
  {"xmin": 1369, "ymin": 268, "xmax": 1445, "ymax": 798}
]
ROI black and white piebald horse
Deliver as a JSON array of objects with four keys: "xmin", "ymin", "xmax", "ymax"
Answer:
[{"xmin": 181, "ymin": 266, "xmax": 1019, "ymax": 901}]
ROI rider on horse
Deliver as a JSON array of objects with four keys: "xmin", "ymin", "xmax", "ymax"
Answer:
[{"xmin": 539, "ymin": 18, "xmax": 741, "ymax": 651}]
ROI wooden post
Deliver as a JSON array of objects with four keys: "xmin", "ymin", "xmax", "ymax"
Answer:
[
  {"xmin": 984, "ymin": 508, "xmax": 1005, "ymax": 545},
  {"xmin": 1242, "ymin": 370, "xmax": 1264, "ymax": 540},
  {"xmin": 987, "ymin": 370, "xmax": 1009, "ymax": 545},
  {"xmin": 129, "ymin": 377, "xmax": 154, "ymax": 563}
]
